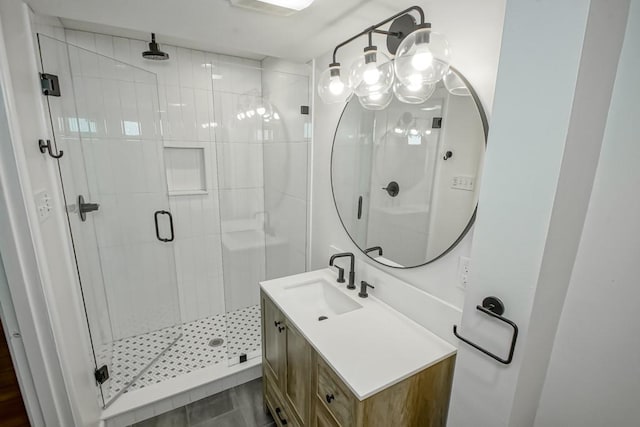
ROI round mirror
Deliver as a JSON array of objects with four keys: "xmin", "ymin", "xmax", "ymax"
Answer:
[{"xmin": 331, "ymin": 68, "xmax": 487, "ymax": 268}]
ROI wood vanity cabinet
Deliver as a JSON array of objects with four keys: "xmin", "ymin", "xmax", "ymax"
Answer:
[
  {"xmin": 261, "ymin": 291, "xmax": 455, "ymax": 427},
  {"xmin": 262, "ymin": 292, "xmax": 311, "ymax": 427}
]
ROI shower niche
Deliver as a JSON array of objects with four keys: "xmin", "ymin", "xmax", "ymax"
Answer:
[
  {"xmin": 164, "ymin": 145, "xmax": 208, "ymax": 196},
  {"xmin": 37, "ymin": 31, "xmax": 310, "ymax": 408}
]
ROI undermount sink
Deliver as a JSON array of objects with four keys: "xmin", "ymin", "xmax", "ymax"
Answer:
[{"xmin": 284, "ymin": 279, "xmax": 362, "ymax": 317}]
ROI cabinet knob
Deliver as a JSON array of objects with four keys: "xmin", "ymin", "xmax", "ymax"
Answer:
[{"xmin": 326, "ymin": 393, "xmax": 335, "ymax": 403}]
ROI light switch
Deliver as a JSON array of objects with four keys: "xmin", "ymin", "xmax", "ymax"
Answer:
[{"xmin": 35, "ymin": 190, "xmax": 53, "ymax": 222}]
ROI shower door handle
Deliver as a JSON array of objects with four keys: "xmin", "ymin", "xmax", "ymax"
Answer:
[
  {"xmin": 78, "ymin": 195, "xmax": 100, "ymax": 222},
  {"xmin": 357, "ymin": 196, "xmax": 363, "ymax": 219},
  {"xmin": 154, "ymin": 210, "xmax": 174, "ymax": 242}
]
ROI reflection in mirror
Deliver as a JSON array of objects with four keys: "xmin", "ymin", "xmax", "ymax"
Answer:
[{"xmin": 331, "ymin": 69, "xmax": 487, "ymax": 268}]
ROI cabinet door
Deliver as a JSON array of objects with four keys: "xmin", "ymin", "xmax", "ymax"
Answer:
[
  {"xmin": 315, "ymin": 398, "xmax": 340, "ymax": 427},
  {"xmin": 285, "ymin": 322, "xmax": 312, "ymax": 425},
  {"xmin": 262, "ymin": 293, "xmax": 286, "ymax": 384}
]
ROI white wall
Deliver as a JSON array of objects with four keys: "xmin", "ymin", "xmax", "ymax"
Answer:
[
  {"xmin": 448, "ymin": 0, "xmax": 631, "ymax": 426},
  {"xmin": 310, "ymin": 0, "xmax": 506, "ymax": 311},
  {"xmin": 534, "ymin": 1, "xmax": 640, "ymax": 425}
]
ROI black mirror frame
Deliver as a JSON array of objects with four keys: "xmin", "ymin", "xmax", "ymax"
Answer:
[{"xmin": 330, "ymin": 67, "xmax": 489, "ymax": 269}]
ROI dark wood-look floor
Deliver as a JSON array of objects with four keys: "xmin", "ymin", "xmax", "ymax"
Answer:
[
  {"xmin": 0, "ymin": 319, "xmax": 30, "ymax": 427},
  {"xmin": 131, "ymin": 377, "xmax": 275, "ymax": 427}
]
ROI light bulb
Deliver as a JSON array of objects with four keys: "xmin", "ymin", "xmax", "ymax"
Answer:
[
  {"xmin": 407, "ymin": 76, "xmax": 423, "ymax": 92},
  {"xmin": 329, "ymin": 78, "xmax": 345, "ymax": 95},
  {"xmin": 394, "ymin": 127, "xmax": 404, "ymax": 134},
  {"xmin": 318, "ymin": 63, "xmax": 352, "ymax": 104},
  {"xmin": 411, "ymin": 50, "xmax": 433, "ymax": 71},
  {"xmin": 393, "ymin": 79, "xmax": 436, "ymax": 104},
  {"xmin": 363, "ymin": 67, "xmax": 380, "ymax": 85},
  {"xmin": 246, "ymin": 109, "xmax": 255, "ymax": 118},
  {"xmin": 349, "ymin": 47, "xmax": 394, "ymax": 97},
  {"xmin": 358, "ymin": 88, "xmax": 393, "ymax": 111},
  {"xmin": 256, "ymin": 107, "xmax": 266, "ymax": 116}
]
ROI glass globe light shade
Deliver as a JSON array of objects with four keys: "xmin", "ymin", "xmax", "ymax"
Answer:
[
  {"xmin": 443, "ymin": 69, "xmax": 470, "ymax": 96},
  {"xmin": 392, "ymin": 79, "xmax": 436, "ymax": 104},
  {"xmin": 349, "ymin": 47, "xmax": 394, "ymax": 97},
  {"xmin": 318, "ymin": 64, "xmax": 352, "ymax": 104},
  {"xmin": 358, "ymin": 88, "xmax": 393, "ymax": 111},
  {"xmin": 394, "ymin": 27, "xmax": 451, "ymax": 87}
]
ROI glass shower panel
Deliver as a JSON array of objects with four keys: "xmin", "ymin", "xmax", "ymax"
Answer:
[
  {"xmin": 213, "ymin": 62, "xmax": 311, "ymax": 366},
  {"xmin": 262, "ymin": 70, "xmax": 311, "ymax": 281},
  {"xmin": 213, "ymin": 87, "xmax": 266, "ymax": 366},
  {"xmin": 37, "ymin": 35, "xmax": 182, "ymax": 406}
]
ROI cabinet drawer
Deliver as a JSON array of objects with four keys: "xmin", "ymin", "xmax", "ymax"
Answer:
[
  {"xmin": 315, "ymin": 398, "xmax": 340, "ymax": 427},
  {"xmin": 316, "ymin": 357, "xmax": 356, "ymax": 427},
  {"xmin": 266, "ymin": 375, "xmax": 299, "ymax": 427}
]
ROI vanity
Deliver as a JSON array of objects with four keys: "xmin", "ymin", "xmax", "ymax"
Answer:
[{"xmin": 260, "ymin": 269, "xmax": 456, "ymax": 427}]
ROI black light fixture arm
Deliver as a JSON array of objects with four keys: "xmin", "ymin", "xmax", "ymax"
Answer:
[{"xmin": 330, "ymin": 5, "xmax": 426, "ymax": 64}]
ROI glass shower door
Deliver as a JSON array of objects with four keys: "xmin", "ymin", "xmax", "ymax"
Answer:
[{"xmin": 37, "ymin": 35, "xmax": 182, "ymax": 406}]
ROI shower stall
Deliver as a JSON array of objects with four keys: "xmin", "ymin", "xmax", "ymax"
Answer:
[{"xmin": 36, "ymin": 30, "xmax": 310, "ymax": 407}]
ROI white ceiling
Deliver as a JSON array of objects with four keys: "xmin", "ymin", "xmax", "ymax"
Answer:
[{"xmin": 25, "ymin": 0, "xmax": 430, "ymax": 63}]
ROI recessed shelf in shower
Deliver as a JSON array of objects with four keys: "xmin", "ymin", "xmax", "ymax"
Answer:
[{"xmin": 164, "ymin": 145, "xmax": 207, "ymax": 195}]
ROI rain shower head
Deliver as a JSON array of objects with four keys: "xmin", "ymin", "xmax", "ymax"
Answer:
[{"xmin": 142, "ymin": 33, "xmax": 169, "ymax": 60}]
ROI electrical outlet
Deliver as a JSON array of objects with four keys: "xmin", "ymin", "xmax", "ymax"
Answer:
[
  {"xmin": 451, "ymin": 176, "xmax": 475, "ymax": 191},
  {"xmin": 35, "ymin": 190, "xmax": 53, "ymax": 222},
  {"xmin": 458, "ymin": 256, "xmax": 471, "ymax": 290}
]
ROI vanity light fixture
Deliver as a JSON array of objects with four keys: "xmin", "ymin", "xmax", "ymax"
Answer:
[{"xmin": 317, "ymin": 6, "xmax": 451, "ymax": 109}]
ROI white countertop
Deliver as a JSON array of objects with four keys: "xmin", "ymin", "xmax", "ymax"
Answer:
[{"xmin": 260, "ymin": 268, "xmax": 456, "ymax": 401}]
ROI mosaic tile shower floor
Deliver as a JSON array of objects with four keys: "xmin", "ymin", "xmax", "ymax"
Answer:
[{"xmin": 105, "ymin": 305, "xmax": 261, "ymax": 400}]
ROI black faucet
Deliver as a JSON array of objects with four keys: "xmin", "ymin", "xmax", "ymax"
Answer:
[
  {"xmin": 329, "ymin": 252, "xmax": 355, "ymax": 289},
  {"xmin": 358, "ymin": 281, "xmax": 375, "ymax": 298},
  {"xmin": 364, "ymin": 246, "xmax": 383, "ymax": 257}
]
